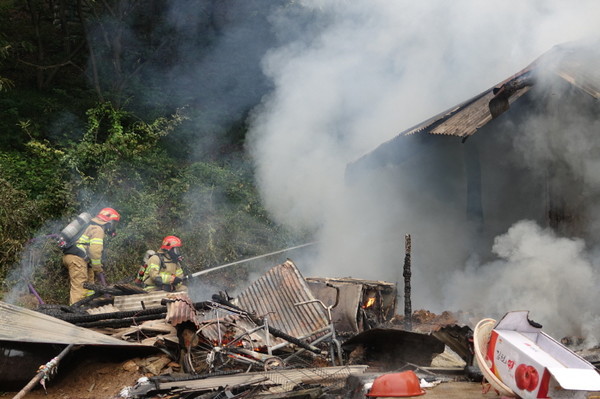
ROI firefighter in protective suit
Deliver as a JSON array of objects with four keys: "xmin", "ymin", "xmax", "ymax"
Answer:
[
  {"xmin": 143, "ymin": 235, "xmax": 188, "ymax": 292},
  {"xmin": 62, "ymin": 207, "xmax": 120, "ymax": 305}
]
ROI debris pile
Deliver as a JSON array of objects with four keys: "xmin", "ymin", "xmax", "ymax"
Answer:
[{"xmin": 3, "ymin": 258, "xmax": 600, "ymax": 398}]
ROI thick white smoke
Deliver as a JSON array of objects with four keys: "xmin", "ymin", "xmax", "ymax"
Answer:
[
  {"xmin": 246, "ymin": 1, "xmax": 600, "ymax": 339},
  {"xmin": 444, "ymin": 220, "xmax": 600, "ymax": 345}
]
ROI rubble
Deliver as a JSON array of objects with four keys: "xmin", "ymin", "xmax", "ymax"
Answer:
[{"xmin": 3, "ymin": 259, "xmax": 600, "ymax": 398}]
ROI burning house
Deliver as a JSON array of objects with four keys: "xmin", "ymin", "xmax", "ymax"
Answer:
[{"xmin": 346, "ymin": 40, "xmax": 600, "ymax": 260}]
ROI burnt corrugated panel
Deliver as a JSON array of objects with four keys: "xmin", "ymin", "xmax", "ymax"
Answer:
[
  {"xmin": 430, "ymin": 86, "xmax": 531, "ymax": 136},
  {"xmin": 165, "ymin": 293, "xmax": 198, "ymax": 327},
  {"xmin": 232, "ymin": 260, "xmax": 329, "ymax": 340},
  {"xmin": 401, "ymin": 91, "xmax": 490, "ymax": 137},
  {"xmin": 0, "ymin": 301, "xmax": 148, "ymax": 346},
  {"xmin": 113, "ymin": 290, "xmax": 171, "ymax": 311}
]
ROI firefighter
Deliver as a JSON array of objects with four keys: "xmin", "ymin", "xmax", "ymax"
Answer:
[
  {"xmin": 62, "ymin": 207, "xmax": 121, "ymax": 305},
  {"xmin": 142, "ymin": 235, "xmax": 188, "ymax": 292}
]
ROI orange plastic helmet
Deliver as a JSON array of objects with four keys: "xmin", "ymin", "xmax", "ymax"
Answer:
[
  {"xmin": 161, "ymin": 235, "xmax": 182, "ymax": 250},
  {"xmin": 96, "ymin": 207, "xmax": 121, "ymax": 222},
  {"xmin": 366, "ymin": 371, "xmax": 425, "ymax": 397}
]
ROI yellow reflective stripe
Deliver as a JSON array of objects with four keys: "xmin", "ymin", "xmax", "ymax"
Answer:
[
  {"xmin": 158, "ymin": 272, "xmax": 171, "ymax": 284},
  {"xmin": 90, "ymin": 238, "xmax": 103, "ymax": 245},
  {"xmin": 85, "ymin": 290, "xmax": 95, "ymax": 297},
  {"xmin": 147, "ymin": 264, "xmax": 160, "ymax": 272},
  {"xmin": 78, "ymin": 234, "xmax": 91, "ymax": 244},
  {"xmin": 90, "ymin": 259, "xmax": 101, "ymax": 265}
]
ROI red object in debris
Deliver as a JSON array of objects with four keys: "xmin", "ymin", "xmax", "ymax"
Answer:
[
  {"xmin": 366, "ymin": 370, "xmax": 426, "ymax": 397},
  {"xmin": 527, "ymin": 366, "xmax": 539, "ymax": 391},
  {"xmin": 515, "ymin": 363, "xmax": 531, "ymax": 390}
]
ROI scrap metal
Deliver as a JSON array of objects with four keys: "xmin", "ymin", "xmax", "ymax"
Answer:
[
  {"xmin": 126, "ymin": 365, "xmax": 368, "ymax": 397},
  {"xmin": 305, "ymin": 277, "xmax": 397, "ymax": 335},
  {"xmin": 231, "ymin": 260, "xmax": 331, "ymax": 344}
]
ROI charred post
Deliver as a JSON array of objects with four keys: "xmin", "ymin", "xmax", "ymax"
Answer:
[{"xmin": 403, "ymin": 234, "xmax": 412, "ymax": 331}]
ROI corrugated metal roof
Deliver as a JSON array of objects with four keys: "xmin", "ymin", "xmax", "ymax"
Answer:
[
  {"xmin": 399, "ymin": 69, "xmax": 533, "ymax": 138},
  {"xmin": 0, "ymin": 301, "xmax": 148, "ymax": 346},
  {"xmin": 395, "ymin": 41, "xmax": 600, "ymax": 140},
  {"xmin": 231, "ymin": 260, "xmax": 330, "ymax": 340},
  {"xmin": 348, "ymin": 41, "xmax": 600, "ymax": 173}
]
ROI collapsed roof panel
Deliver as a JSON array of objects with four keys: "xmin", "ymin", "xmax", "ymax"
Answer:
[{"xmin": 0, "ymin": 301, "xmax": 148, "ymax": 346}]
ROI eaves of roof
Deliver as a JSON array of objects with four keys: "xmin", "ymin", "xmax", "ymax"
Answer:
[{"xmin": 397, "ymin": 41, "xmax": 600, "ymax": 140}]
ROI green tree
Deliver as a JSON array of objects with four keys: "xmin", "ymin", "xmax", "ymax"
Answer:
[{"xmin": 0, "ymin": 34, "xmax": 13, "ymax": 91}]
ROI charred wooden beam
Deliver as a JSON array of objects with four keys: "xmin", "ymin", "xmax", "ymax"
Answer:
[{"xmin": 403, "ymin": 234, "xmax": 412, "ymax": 331}]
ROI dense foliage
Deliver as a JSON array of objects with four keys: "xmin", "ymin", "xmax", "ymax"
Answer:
[{"xmin": 0, "ymin": 0, "xmax": 311, "ymax": 305}]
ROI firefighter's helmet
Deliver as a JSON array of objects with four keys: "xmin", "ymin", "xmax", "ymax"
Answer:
[
  {"xmin": 96, "ymin": 207, "xmax": 121, "ymax": 222},
  {"xmin": 161, "ymin": 235, "xmax": 182, "ymax": 250}
]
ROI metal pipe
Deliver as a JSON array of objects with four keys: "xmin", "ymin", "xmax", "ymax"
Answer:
[{"xmin": 12, "ymin": 344, "xmax": 76, "ymax": 399}]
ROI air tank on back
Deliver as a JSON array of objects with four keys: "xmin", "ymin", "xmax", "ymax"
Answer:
[{"xmin": 58, "ymin": 212, "xmax": 92, "ymax": 248}]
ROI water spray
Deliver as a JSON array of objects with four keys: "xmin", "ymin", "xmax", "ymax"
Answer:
[{"xmin": 187, "ymin": 242, "xmax": 317, "ymax": 279}]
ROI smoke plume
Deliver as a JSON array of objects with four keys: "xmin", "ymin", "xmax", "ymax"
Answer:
[{"xmin": 246, "ymin": 1, "xmax": 600, "ymax": 339}]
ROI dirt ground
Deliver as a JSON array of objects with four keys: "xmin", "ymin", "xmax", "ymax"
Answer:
[{"xmin": 1, "ymin": 349, "xmax": 164, "ymax": 399}]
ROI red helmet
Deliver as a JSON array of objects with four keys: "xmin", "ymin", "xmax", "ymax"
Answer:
[
  {"xmin": 161, "ymin": 235, "xmax": 182, "ymax": 250},
  {"xmin": 96, "ymin": 207, "xmax": 121, "ymax": 222}
]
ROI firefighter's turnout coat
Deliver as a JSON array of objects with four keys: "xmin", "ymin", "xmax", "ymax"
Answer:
[
  {"xmin": 143, "ymin": 250, "xmax": 187, "ymax": 292},
  {"xmin": 62, "ymin": 218, "xmax": 106, "ymax": 305}
]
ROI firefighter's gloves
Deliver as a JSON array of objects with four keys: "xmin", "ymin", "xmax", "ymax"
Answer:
[
  {"xmin": 91, "ymin": 264, "xmax": 104, "ymax": 273},
  {"xmin": 171, "ymin": 275, "xmax": 183, "ymax": 285},
  {"xmin": 154, "ymin": 277, "xmax": 163, "ymax": 287}
]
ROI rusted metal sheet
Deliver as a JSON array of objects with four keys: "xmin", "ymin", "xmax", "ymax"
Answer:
[
  {"xmin": 306, "ymin": 277, "xmax": 397, "ymax": 335},
  {"xmin": 164, "ymin": 293, "xmax": 199, "ymax": 327},
  {"xmin": 0, "ymin": 301, "xmax": 147, "ymax": 346},
  {"xmin": 231, "ymin": 260, "xmax": 330, "ymax": 341}
]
